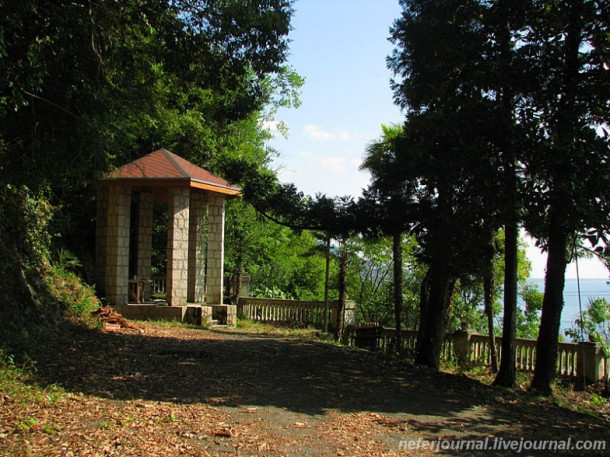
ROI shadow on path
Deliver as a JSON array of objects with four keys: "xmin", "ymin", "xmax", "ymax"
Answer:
[{"xmin": 30, "ymin": 322, "xmax": 609, "ymax": 455}]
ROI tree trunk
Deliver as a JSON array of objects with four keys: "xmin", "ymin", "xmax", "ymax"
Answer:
[
  {"xmin": 324, "ymin": 234, "xmax": 331, "ymax": 333},
  {"xmin": 530, "ymin": 0, "xmax": 581, "ymax": 396},
  {"xmin": 231, "ymin": 268, "xmax": 242, "ymax": 306},
  {"xmin": 493, "ymin": 219, "xmax": 518, "ymax": 387},
  {"xmin": 484, "ymin": 252, "xmax": 498, "ymax": 373},
  {"xmin": 392, "ymin": 231, "xmax": 404, "ymax": 356},
  {"xmin": 493, "ymin": 0, "xmax": 518, "ymax": 388},
  {"xmin": 335, "ymin": 245, "xmax": 348, "ymax": 342},
  {"xmin": 530, "ymin": 205, "xmax": 568, "ymax": 395},
  {"xmin": 414, "ymin": 258, "xmax": 455, "ymax": 369}
]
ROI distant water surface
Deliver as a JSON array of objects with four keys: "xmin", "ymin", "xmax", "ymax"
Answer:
[{"xmin": 526, "ymin": 278, "xmax": 610, "ymax": 338}]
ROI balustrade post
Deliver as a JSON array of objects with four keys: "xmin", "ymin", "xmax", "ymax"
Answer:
[
  {"xmin": 452, "ymin": 329, "xmax": 476, "ymax": 367},
  {"xmin": 577, "ymin": 342, "xmax": 604, "ymax": 384}
]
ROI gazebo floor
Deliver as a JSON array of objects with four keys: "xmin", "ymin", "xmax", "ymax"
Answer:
[{"xmin": 113, "ymin": 303, "xmax": 236, "ymax": 327}]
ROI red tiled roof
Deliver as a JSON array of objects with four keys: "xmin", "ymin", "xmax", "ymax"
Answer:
[{"xmin": 102, "ymin": 149, "xmax": 241, "ymax": 195}]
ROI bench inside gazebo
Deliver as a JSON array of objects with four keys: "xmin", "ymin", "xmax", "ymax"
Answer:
[{"xmin": 94, "ymin": 148, "xmax": 241, "ymax": 326}]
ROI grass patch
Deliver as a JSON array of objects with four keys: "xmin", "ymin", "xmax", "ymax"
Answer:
[
  {"xmin": 0, "ymin": 349, "xmax": 64, "ymax": 406},
  {"xmin": 149, "ymin": 319, "xmax": 205, "ymax": 330},
  {"xmin": 232, "ymin": 318, "xmax": 334, "ymax": 342}
]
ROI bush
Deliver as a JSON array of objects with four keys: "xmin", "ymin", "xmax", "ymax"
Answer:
[{"xmin": 0, "ymin": 185, "xmax": 99, "ymax": 350}]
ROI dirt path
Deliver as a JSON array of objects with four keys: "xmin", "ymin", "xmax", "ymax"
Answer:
[{"xmin": 2, "ymin": 322, "xmax": 608, "ymax": 456}]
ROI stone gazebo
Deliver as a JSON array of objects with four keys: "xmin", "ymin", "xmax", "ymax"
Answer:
[{"xmin": 95, "ymin": 148, "xmax": 240, "ymax": 325}]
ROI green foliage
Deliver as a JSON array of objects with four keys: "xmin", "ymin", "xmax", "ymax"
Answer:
[
  {"xmin": 44, "ymin": 248, "xmax": 99, "ymax": 316},
  {"xmin": 151, "ymin": 203, "xmax": 169, "ymax": 276},
  {"xmin": 0, "ymin": 185, "xmax": 99, "ymax": 350},
  {"xmin": 517, "ymin": 283, "xmax": 544, "ymax": 339},
  {"xmin": 401, "ymin": 261, "xmax": 429, "ymax": 330},
  {"xmin": 0, "ymin": 0, "xmax": 299, "ymax": 280},
  {"xmin": 440, "ymin": 231, "xmax": 535, "ymax": 335},
  {"xmin": 224, "ymin": 199, "xmax": 326, "ymax": 300},
  {"xmin": 0, "ymin": 0, "xmax": 304, "ymax": 348},
  {"xmin": 46, "ymin": 266, "xmax": 100, "ymax": 317},
  {"xmin": 565, "ymin": 298, "xmax": 610, "ymax": 384},
  {"xmin": 0, "ymin": 0, "xmax": 296, "ymax": 188},
  {"xmin": 0, "ymin": 186, "xmax": 61, "ymax": 341},
  {"xmin": 384, "ymin": 1, "xmax": 514, "ymax": 369},
  {"xmin": 344, "ymin": 235, "xmax": 423, "ymax": 329},
  {"xmin": 345, "ymin": 237, "xmax": 394, "ymax": 325},
  {"xmin": 53, "ymin": 249, "xmax": 83, "ymax": 274},
  {"xmin": 0, "ymin": 185, "xmax": 53, "ymax": 269},
  {"xmin": 566, "ymin": 298, "xmax": 610, "ymax": 348},
  {"xmin": 250, "ymin": 286, "xmax": 294, "ymax": 300},
  {"xmin": 359, "ymin": 124, "xmax": 412, "ymax": 237}
]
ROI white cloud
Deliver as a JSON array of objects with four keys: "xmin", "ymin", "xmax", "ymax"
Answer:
[
  {"xmin": 303, "ymin": 124, "xmax": 353, "ymax": 141},
  {"xmin": 318, "ymin": 156, "xmax": 347, "ymax": 173},
  {"xmin": 298, "ymin": 150, "xmax": 312, "ymax": 156}
]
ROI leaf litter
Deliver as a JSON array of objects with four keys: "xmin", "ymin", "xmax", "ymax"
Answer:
[{"xmin": 1, "ymin": 321, "xmax": 609, "ymax": 456}]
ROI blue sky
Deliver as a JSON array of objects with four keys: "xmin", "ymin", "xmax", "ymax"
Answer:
[
  {"xmin": 267, "ymin": 0, "xmax": 608, "ymax": 279},
  {"xmin": 268, "ymin": 0, "xmax": 402, "ymax": 197}
]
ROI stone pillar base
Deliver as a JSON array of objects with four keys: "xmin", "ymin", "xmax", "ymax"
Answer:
[
  {"xmin": 200, "ymin": 306, "xmax": 213, "ymax": 326},
  {"xmin": 210, "ymin": 304, "xmax": 236, "ymax": 327},
  {"xmin": 577, "ymin": 341, "xmax": 604, "ymax": 384}
]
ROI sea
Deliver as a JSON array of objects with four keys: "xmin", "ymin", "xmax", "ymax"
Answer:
[{"xmin": 525, "ymin": 278, "xmax": 610, "ymax": 337}]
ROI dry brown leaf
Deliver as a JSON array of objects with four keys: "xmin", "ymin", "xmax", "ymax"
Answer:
[{"xmin": 211, "ymin": 427, "xmax": 232, "ymax": 438}]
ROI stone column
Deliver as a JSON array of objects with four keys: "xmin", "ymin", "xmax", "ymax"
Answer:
[
  {"xmin": 104, "ymin": 186, "xmax": 131, "ymax": 305},
  {"xmin": 95, "ymin": 186, "xmax": 109, "ymax": 297},
  {"xmin": 577, "ymin": 342, "xmax": 604, "ymax": 384},
  {"xmin": 452, "ymin": 329, "xmax": 475, "ymax": 367},
  {"xmin": 205, "ymin": 194, "xmax": 225, "ymax": 304},
  {"xmin": 188, "ymin": 191, "xmax": 208, "ymax": 303},
  {"xmin": 136, "ymin": 191, "xmax": 154, "ymax": 301},
  {"xmin": 166, "ymin": 187, "xmax": 190, "ymax": 306}
]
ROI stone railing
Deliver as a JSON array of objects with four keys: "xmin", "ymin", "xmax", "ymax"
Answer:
[
  {"xmin": 237, "ymin": 297, "xmax": 356, "ymax": 330},
  {"xmin": 351, "ymin": 326, "xmax": 605, "ymax": 383},
  {"xmin": 456, "ymin": 331, "xmax": 582, "ymax": 377},
  {"xmin": 151, "ymin": 274, "xmax": 167, "ymax": 296}
]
